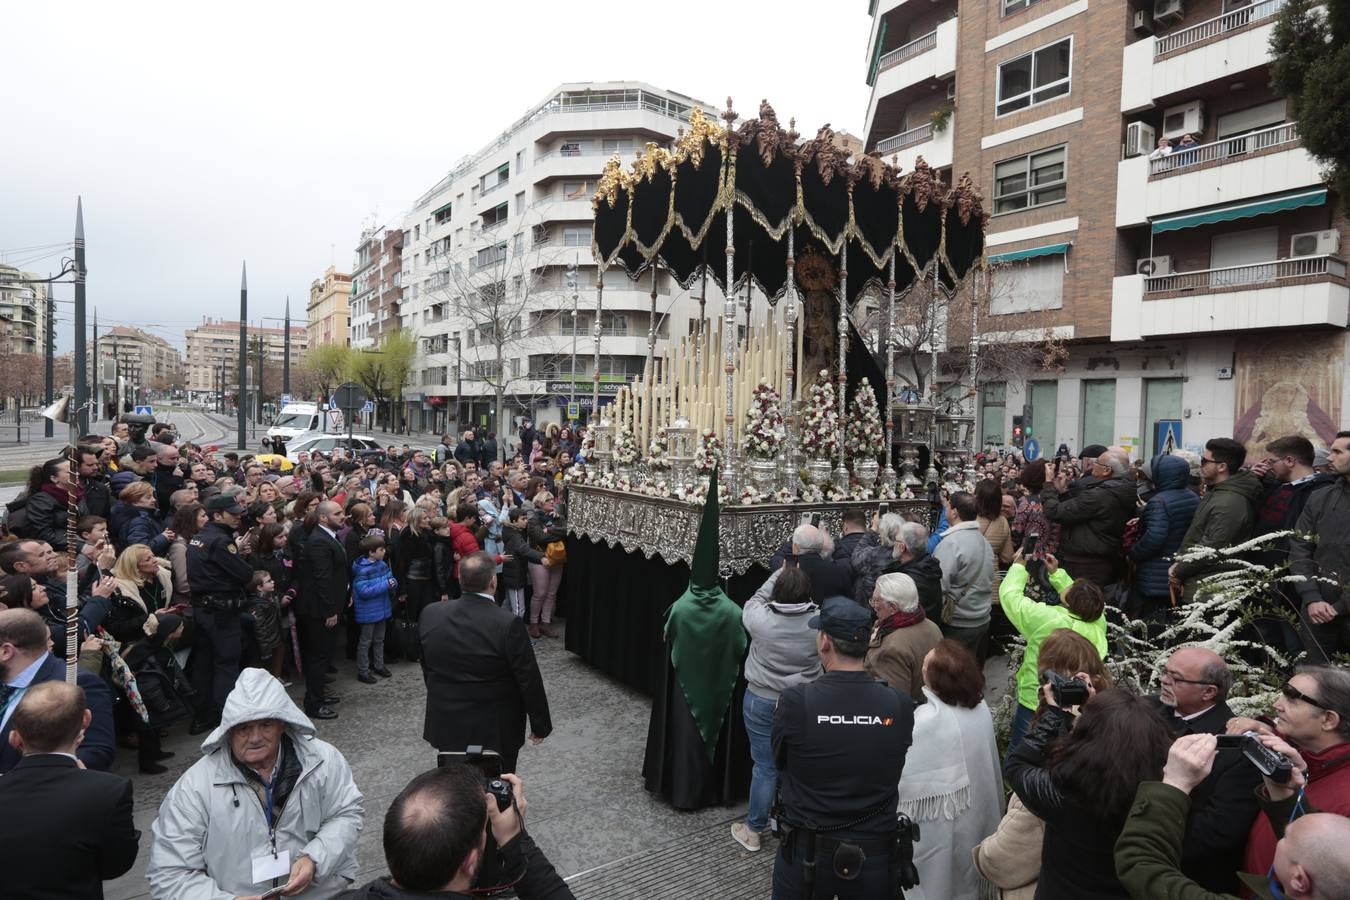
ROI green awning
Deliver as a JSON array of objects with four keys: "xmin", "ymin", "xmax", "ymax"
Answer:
[
  {"xmin": 432, "ymin": 200, "xmax": 453, "ymax": 218},
  {"xmin": 987, "ymin": 242, "xmax": 1070, "ymax": 264},
  {"xmin": 1151, "ymin": 188, "xmax": 1326, "ymax": 234}
]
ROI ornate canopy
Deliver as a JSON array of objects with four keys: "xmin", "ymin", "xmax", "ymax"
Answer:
[{"xmin": 592, "ymin": 99, "xmax": 989, "ymax": 304}]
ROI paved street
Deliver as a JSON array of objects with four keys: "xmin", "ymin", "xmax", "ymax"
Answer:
[{"xmin": 103, "ymin": 624, "xmax": 762, "ymax": 899}]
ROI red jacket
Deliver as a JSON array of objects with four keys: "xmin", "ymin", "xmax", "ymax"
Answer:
[
  {"xmin": 447, "ymin": 522, "xmax": 482, "ymax": 578},
  {"xmin": 1242, "ymin": 738, "xmax": 1350, "ymax": 880}
]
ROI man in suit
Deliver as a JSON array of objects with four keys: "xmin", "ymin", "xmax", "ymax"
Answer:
[
  {"xmin": 770, "ymin": 524, "xmax": 852, "ymax": 604},
  {"xmin": 0, "ymin": 681, "xmax": 139, "ymax": 898},
  {"xmin": 1149, "ymin": 646, "xmax": 1261, "ymax": 894},
  {"xmin": 419, "ymin": 551, "xmax": 552, "ymax": 773},
  {"xmin": 0, "ymin": 608, "xmax": 114, "ymax": 773},
  {"xmin": 299, "ymin": 500, "xmax": 348, "ymax": 720}
]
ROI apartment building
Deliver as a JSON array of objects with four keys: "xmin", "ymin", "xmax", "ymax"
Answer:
[
  {"xmin": 86, "ymin": 326, "xmax": 183, "ymax": 396},
  {"xmin": 307, "ymin": 266, "xmax": 353, "ymax": 348},
  {"xmin": 0, "ymin": 265, "xmax": 49, "ymax": 357},
  {"xmin": 398, "ymin": 81, "xmax": 736, "ymax": 437},
  {"xmin": 864, "ymin": 0, "xmax": 1347, "ymax": 460},
  {"xmin": 351, "ymin": 227, "xmax": 404, "ymax": 349},
  {"xmin": 184, "ymin": 320, "xmax": 309, "ymax": 394}
]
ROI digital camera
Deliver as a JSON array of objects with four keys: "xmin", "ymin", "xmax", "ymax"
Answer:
[
  {"xmin": 1041, "ymin": 670, "xmax": 1091, "ymax": 707},
  {"xmin": 1216, "ymin": 731, "xmax": 1294, "ymax": 784}
]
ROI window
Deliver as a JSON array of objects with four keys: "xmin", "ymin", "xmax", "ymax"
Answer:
[
  {"xmin": 481, "ymin": 202, "xmax": 508, "ymax": 229},
  {"xmin": 559, "ymin": 141, "xmax": 582, "ymax": 157},
  {"xmin": 563, "ymin": 225, "xmax": 591, "ymax": 247},
  {"xmin": 561, "ymin": 180, "xmax": 594, "ymax": 200},
  {"xmin": 996, "ymin": 38, "xmax": 1071, "ymax": 116},
  {"xmin": 515, "ymin": 149, "xmax": 524, "ymax": 171},
  {"xmin": 413, "ymin": 225, "xmax": 420, "ymax": 241},
  {"xmin": 993, "ymin": 146, "xmax": 1066, "ymax": 214},
  {"xmin": 602, "ymin": 138, "xmax": 633, "ymax": 156},
  {"xmin": 434, "ymin": 204, "xmax": 452, "ymax": 225},
  {"xmin": 513, "ymin": 233, "xmax": 523, "ymax": 253},
  {"xmin": 980, "ymin": 382, "xmax": 1006, "ymax": 446},
  {"xmin": 1081, "ymin": 380, "xmax": 1116, "ymax": 449},
  {"xmin": 1001, "ymin": 0, "xmax": 1046, "ymax": 15},
  {"xmin": 990, "ymin": 255, "xmax": 1065, "ymax": 313},
  {"xmin": 1028, "ymin": 380, "xmax": 1057, "ymax": 445},
  {"xmin": 515, "ymin": 191, "xmax": 525, "ymax": 215},
  {"xmin": 475, "ymin": 242, "xmax": 507, "ymax": 269}
]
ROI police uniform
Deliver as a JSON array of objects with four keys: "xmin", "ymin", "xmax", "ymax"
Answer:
[
  {"xmin": 186, "ymin": 497, "xmax": 255, "ymax": 718},
  {"xmin": 772, "ymin": 596, "xmax": 916, "ymax": 900}
]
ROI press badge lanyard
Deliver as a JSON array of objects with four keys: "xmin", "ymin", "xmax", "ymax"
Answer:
[{"xmin": 248, "ymin": 773, "xmax": 291, "ymax": 886}]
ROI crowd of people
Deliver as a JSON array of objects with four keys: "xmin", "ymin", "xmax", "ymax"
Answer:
[
  {"xmin": 4, "ymin": 413, "xmax": 1350, "ymax": 899},
  {"xmin": 732, "ymin": 431, "xmax": 1350, "ymax": 898}
]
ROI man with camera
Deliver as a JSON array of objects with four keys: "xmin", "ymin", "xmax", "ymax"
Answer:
[
  {"xmin": 771, "ymin": 596, "xmax": 917, "ymax": 899},
  {"xmin": 1116, "ymin": 731, "xmax": 1350, "ymax": 899},
  {"xmin": 1146, "ymin": 647, "xmax": 1260, "ymax": 893},
  {"xmin": 341, "ymin": 766, "xmax": 572, "ymax": 899}
]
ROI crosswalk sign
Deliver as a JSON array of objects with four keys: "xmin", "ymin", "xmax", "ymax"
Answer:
[
  {"xmin": 134, "ymin": 405, "xmax": 153, "ymax": 417},
  {"xmin": 1155, "ymin": 419, "xmax": 1182, "ymax": 457}
]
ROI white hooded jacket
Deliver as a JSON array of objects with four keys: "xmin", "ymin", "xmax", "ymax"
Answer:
[{"xmin": 147, "ymin": 669, "xmax": 364, "ymax": 899}]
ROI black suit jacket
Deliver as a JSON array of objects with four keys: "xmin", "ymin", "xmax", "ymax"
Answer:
[
  {"xmin": 0, "ymin": 754, "xmax": 139, "ymax": 899},
  {"xmin": 299, "ymin": 527, "xmax": 349, "ymax": 620},
  {"xmin": 419, "ymin": 593, "xmax": 552, "ymax": 761},
  {"xmin": 1147, "ymin": 697, "xmax": 1262, "ymax": 893},
  {"xmin": 0, "ymin": 654, "xmax": 116, "ymax": 774}
]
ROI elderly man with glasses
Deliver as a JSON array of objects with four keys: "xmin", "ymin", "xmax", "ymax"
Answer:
[
  {"xmin": 1143, "ymin": 647, "xmax": 1260, "ymax": 893},
  {"xmin": 1223, "ymin": 664, "xmax": 1350, "ymax": 882}
]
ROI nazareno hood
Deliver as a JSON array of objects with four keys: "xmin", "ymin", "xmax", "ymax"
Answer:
[{"xmin": 201, "ymin": 667, "xmax": 314, "ymax": 754}]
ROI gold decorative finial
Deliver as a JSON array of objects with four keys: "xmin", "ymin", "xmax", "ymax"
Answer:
[{"xmin": 722, "ymin": 97, "xmax": 737, "ymax": 126}]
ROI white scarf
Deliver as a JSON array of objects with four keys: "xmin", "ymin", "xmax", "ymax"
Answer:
[{"xmin": 898, "ymin": 687, "xmax": 975, "ymax": 822}]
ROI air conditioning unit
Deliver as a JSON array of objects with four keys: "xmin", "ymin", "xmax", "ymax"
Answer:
[
  {"xmin": 1125, "ymin": 121, "xmax": 1157, "ymax": 158},
  {"xmin": 1290, "ymin": 230, "xmax": 1341, "ymax": 257},
  {"xmin": 1133, "ymin": 8, "xmax": 1154, "ymax": 34},
  {"xmin": 1137, "ymin": 255, "xmax": 1173, "ymax": 276},
  {"xmin": 1154, "ymin": 0, "xmax": 1184, "ymax": 23},
  {"xmin": 1162, "ymin": 100, "xmax": 1205, "ymax": 139},
  {"xmin": 946, "ymin": 79, "xmax": 957, "ymax": 101}
]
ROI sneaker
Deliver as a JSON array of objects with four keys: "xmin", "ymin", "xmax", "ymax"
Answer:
[
  {"xmin": 373, "ymin": 667, "xmax": 393, "ymax": 678},
  {"xmin": 357, "ymin": 672, "xmax": 377, "ymax": 684},
  {"xmin": 731, "ymin": 822, "xmax": 762, "ymax": 852}
]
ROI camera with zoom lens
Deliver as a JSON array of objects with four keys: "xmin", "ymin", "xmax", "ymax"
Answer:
[
  {"xmin": 1216, "ymin": 732, "xmax": 1295, "ymax": 784},
  {"xmin": 1041, "ymin": 670, "xmax": 1091, "ymax": 707}
]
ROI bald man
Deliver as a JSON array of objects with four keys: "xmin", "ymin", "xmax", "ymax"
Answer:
[
  {"xmin": 1117, "ymin": 731, "xmax": 1350, "ymax": 899},
  {"xmin": 1147, "ymin": 648, "xmax": 1260, "ymax": 893},
  {"xmin": 1042, "ymin": 448, "xmax": 1138, "ymax": 587},
  {"xmin": 297, "ymin": 501, "xmax": 348, "ymax": 720}
]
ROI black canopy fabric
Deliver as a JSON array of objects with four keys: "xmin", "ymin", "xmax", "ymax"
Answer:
[{"xmin": 592, "ymin": 100, "xmax": 988, "ymax": 303}]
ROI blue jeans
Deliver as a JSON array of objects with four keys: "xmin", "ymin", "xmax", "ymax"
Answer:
[{"xmin": 743, "ymin": 688, "xmax": 778, "ymax": 833}]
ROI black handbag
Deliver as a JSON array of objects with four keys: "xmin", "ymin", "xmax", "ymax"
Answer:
[{"xmin": 391, "ymin": 606, "xmax": 420, "ymax": 663}]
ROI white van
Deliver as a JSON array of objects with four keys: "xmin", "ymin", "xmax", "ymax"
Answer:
[{"xmin": 264, "ymin": 403, "xmax": 344, "ymax": 449}]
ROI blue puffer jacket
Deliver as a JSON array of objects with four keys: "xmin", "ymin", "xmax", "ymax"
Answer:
[
  {"xmin": 350, "ymin": 555, "xmax": 395, "ymax": 624},
  {"xmin": 109, "ymin": 501, "xmax": 170, "ymax": 556},
  {"xmin": 1129, "ymin": 454, "xmax": 1200, "ymax": 599}
]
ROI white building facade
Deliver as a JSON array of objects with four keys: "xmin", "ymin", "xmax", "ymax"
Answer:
[{"xmin": 398, "ymin": 82, "xmax": 743, "ymax": 443}]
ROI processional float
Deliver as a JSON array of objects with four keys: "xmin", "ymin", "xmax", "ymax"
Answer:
[{"xmin": 566, "ymin": 100, "xmax": 989, "ymax": 575}]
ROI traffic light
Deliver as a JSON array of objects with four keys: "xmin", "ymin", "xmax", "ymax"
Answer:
[{"xmin": 1012, "ymin": 415, "xmax": 1025, "ymax": 447}]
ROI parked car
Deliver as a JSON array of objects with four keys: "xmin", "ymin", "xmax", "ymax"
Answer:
[{"xmin": 283, "ymin": 432, "xmax": 385, "ymax": 463}]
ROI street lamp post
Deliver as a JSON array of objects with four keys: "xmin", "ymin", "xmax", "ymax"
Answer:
[
  {"xmin": 73, "ymin": 198, "xmax": 88, "ymax": 436},
  {"xmin": 567, "ymin": 259, "xmax": 578, "ymax": 417},
  {"xmin": 237, "ymin": 262, "xmax": 247, "ymax": 450}
]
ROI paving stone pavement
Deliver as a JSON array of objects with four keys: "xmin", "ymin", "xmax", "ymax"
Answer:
[{"xmin": 104, "ymin": 623, "xmax": 755, "ymax": 899}]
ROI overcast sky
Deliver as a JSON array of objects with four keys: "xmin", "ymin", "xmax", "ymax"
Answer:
[{"xmin": 2, "ymin": 1, "xmax": 870, "ymax": 353}]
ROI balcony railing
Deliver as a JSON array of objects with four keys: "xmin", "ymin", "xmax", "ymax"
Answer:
[
  {"xmin": 481, "ymin": 218, "xmax": 508, "ymax": 232},
  {"xmin": 1145, "ymin": 254, "xmax": 1345, "ymax": 294},
  {"xmin": 876, "ymin": 29, "xmax": 937, "ymax": 73},
  {"xmin": 1149, "ymin": 121, "xmax": 1300, "ymax": 175},
  {"xmin": 1154, "ymin": 0, "xmax": 1285, "ymax": 56},
  {"xmin": 480, "ymin": 179, "xmax": 508, "ymax": 197},
  {"xmin": 535, "ymin": 146, "xmax": 636, "ymax": 163},
  {"xmin": 876, "ymin": 123, "xmax": 934, "ymax": 155}
]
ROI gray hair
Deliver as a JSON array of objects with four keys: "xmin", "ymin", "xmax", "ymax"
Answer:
[
  {"xmin": 897, "ymin": 522, "xmax": 929, "ymax": 557},
  {"xmin": 792, "ymin": 524, "xmax": 823, "ymax": 554},
  {"xmin": 876, "ymin": 513, "xmax": 906, "ymax": 546},
  {"xmin": 1101, "ymin": 450, "xmax": 1129, "ymax": 478},
  {"xmin": 1198, "ymin": 656, "xmax": 1234, "ymax": 703},
  {"xmin": 875, "ymin": 573, "xmax": 920, "ymax": 613}
]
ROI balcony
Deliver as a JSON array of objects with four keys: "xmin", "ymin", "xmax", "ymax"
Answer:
[
  {"xmin": 1111, "ymin": 256, "xmax": 1348, "ymax": 340},
  {"xmin": 873, "ymin": 114, "xmax": 954, "ymax": 173},
  {"xmin": 865, "ymin": 17, "xmax": 957, "ymax": 129},
  {"xmin": 1115, "ymin": 125, "xmax": 1322, "ymax": 227},
  {"xmin": 1120, "ymin": 0, "xmax": 1289, "ymax": 112}
]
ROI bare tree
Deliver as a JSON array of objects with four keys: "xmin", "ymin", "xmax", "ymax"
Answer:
[{"xmin": 426, "ymin": 218, "xmax": 577, "ymax": 442}]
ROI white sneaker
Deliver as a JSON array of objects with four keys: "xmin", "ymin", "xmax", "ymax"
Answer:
[{"xmin": 731, "ymin": 821, "xmax": 762, "ymax": 852}]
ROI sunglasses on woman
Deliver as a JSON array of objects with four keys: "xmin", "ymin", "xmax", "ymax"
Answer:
[{"xmin": 1281, "ymin": 682, "xmax": 1329, "ymax": 711}]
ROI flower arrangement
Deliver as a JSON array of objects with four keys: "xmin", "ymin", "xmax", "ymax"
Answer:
[
  {"xmin": 771, "ymin": 487, "xmax": 796, "ymax": 504},
  {"xmin": 800, "ymin": 370, "xmax": 840, "ymax": 460},
  {"xmin": 695, "ymin": 429, "xmax": 723, "ymax": 475},
  {"xmin": 673, "ymin": 477, "xmax": 711, "ymax": 506},
  {"xmin": 647, "ymin": 427, "xmax": 671, "ymax": 470},
  {"xmin": 612, "ymin": 425, "xmax": 639, "ymax": 466},
  {"xmin": 847, "ymin": 480, "xmax": 875, "ymax": 502},
  {"xmin": 799, "ymin": 483, "xmax": 825, "ymax": 504},
  {"xmin": 742, "ymin": 382, "xmax": 786, "ymax": 460},
  {"xmin": 846, "ymin": 383, "xmax": 886, "ymax": 461},
  {"xmin": 640, "ymin": 479, "xmax": 671, "ymax": 498}
]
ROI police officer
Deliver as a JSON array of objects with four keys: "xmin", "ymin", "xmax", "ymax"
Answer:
[
  {"xmin": 772, "ymin": 595, "xmax": 917, "ymax": 899},
  {"xmin": 186, "ymin": 494, "xmax": 254, "ymax": 730}
]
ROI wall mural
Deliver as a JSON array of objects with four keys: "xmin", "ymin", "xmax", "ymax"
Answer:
[{"xmin": 1233, "ymin": 332, "xmax": 1342, "ymax": 457}]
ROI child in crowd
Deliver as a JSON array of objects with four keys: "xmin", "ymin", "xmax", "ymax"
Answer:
[
  {"xmin": 244, "ymin": 570, "xmax": 285, "ymax": 679},
  {"xmin": 500, "ymin": 507, "xmax": 544, "ymax": 619},
  {"xmin": 351, "ymin": 534, "xmax": 396, "ymax": 684}
]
